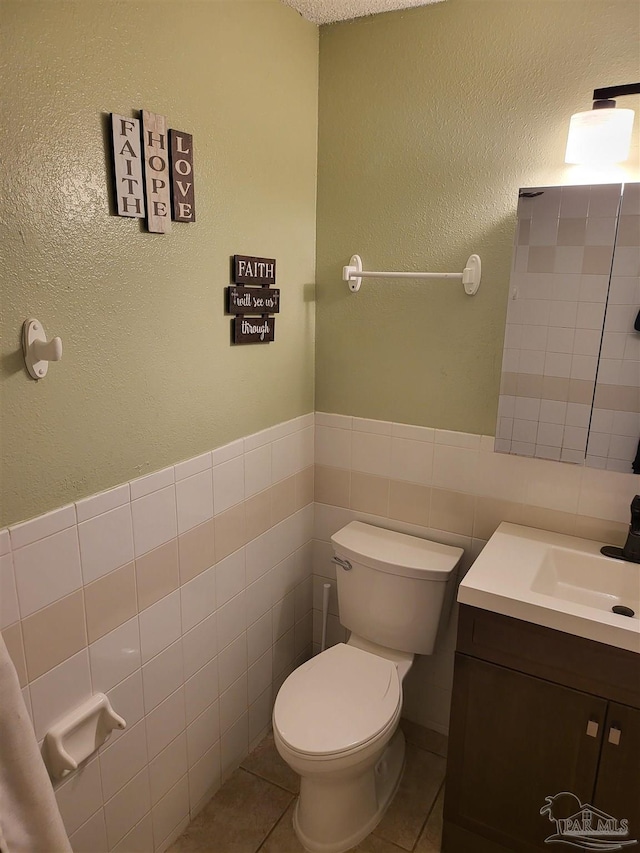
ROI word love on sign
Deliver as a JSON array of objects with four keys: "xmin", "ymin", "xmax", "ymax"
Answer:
[{"xmin": 111, "ymin": 111, "xmax": 195, "ymax": 234}]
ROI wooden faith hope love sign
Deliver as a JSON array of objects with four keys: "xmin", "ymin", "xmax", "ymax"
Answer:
[{"xmin": 111, "ymin": 111, "xmax": 196, "ymax": 233}]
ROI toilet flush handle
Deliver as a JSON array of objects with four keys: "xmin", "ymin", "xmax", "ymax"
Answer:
[{"xmin": 332, "ymin": 556, "xmax": 352, "ymax": 571}]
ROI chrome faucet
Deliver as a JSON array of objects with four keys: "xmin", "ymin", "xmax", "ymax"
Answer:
[{"xmin": 601, "ymin": 494, "xmax": 640, "ymax": 563}]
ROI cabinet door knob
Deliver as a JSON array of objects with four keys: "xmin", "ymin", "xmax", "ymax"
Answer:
[
  {"xmin": 608, "ymin": 726, "xmax": 622, "ymax": 746},
  {"xmin": 586, "ymin": 719, "xmax": 599, "ymax": 738}
]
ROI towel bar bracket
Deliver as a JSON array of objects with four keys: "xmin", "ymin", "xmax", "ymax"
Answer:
[{"xmin": 344, "ymin": 254, "xmax": 363, "ymax": 292}]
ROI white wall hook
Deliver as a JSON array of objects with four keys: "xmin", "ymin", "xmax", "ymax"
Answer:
[
  {"xmin": 342, "ymin": 253, "xmax": 481, "ymax": 295},
  {"xmin": 44, "ymin": 693, "xmax": 126, "ymax": 780},
  {"xmin": 22, "ymin": 318, "xmax": 63, "ymax": 380}
]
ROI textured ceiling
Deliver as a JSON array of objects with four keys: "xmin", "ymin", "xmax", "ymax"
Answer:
[{"xmin": 282, "ymin": 0, "xmax": 446, "ymax": 25}]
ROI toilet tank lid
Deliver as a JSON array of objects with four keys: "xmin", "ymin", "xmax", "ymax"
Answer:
[{"xmin": 331, "ymin": 521, "xmax": 463, "ymax": 580}]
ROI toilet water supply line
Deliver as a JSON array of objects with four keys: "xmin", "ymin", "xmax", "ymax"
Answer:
[{"xmin": 320, "ymin": 583, "xmax": 331, "ymax": 652}]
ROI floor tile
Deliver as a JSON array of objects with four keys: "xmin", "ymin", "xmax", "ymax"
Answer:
[
  {"xmin": 171, "ymin": 723, "xmax": 445, "ymax": 853},
  {"xmin": 258, "ymin": 802, "xmax": 407, "ymax": 853},
  {"xmin": 372, "ymin": 742, "xmax": 446, "ymax": 851},
  {"xmin": 240, "ymin": 733, "xmax": 299, "ymax": 794},
  {"xmin": 167, "ymin": 769, "xmax": 292, "ymax": 853},
  {"xmin": 400, "ymin": 718, "xmax": 448, "ymax": 758},
  {"xmin": 257, "ymin": 802, "xmax": 302, "ymax": 853},
  {"xmin": 353, "ymin": 834, "xmax": 410, "ymax": 853},
  {"xmin": 414, "ymin": 784, "xmax": 445, "ymax": 852}
]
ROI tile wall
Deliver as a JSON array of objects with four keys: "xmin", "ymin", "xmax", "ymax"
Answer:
[
  {"xmin": 497, "ymin": 182, "xmax": 640, "ymax": 470},
  {"xmin": 1, "ymin": 409, "xmax": 638, "ymax": 851},
  {"xmin": 311, "ymin": 412, "xmax": 638, "ymax": 735},
  {"xmin": 589, "ymin": 185, "xmax": 640, "ymax": 470},
  {"xmin": 0, "ymin": 415, "xmax": 315, "ymax": 853}
]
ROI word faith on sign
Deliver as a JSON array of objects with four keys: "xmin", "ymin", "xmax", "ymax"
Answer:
[
  {"xmin": 111, "ymin": 115, "xmax": 145, "ymax": 218},
  {"xmin": 233, "ymin": 255, "xmax": 276, "ymax": 286}
]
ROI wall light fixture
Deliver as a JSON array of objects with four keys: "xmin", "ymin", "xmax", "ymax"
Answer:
[{"xmin": 565, "ymin": 83, "xmax": 640, "ymax": 165}]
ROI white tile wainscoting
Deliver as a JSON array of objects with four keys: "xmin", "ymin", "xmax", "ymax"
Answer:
[
  {"xmin": 0, "ymin": 415, "xmax": 315, "ymax": 853},
  {"xmin": 311, "ymin": 412, "xmax": 638, "ymax": 737},
  {"xmin": 1, "ymin": 411, "xmax": 638, "ymax": 852}
]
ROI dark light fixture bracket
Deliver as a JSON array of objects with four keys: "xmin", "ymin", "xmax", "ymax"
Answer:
[{"xmin": 592, "ymin": 82, "xmax": 640, "ymax": 108}]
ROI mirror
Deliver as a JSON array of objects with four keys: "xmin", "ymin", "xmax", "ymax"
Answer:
[{"xmin": 496, "ymin": 182, "xmax": 639, "ymax": 473}]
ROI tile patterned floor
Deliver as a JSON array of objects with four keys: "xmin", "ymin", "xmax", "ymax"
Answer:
[{"xmin": 169, "ymin": 719, "xmax": 446, "ymax": 853}]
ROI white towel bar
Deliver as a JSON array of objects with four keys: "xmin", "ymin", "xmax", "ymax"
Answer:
[{"xmin": 342, "ymin": 254, "xmax": 481, "ymax": 295}]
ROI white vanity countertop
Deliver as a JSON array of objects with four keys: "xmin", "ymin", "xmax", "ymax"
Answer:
[{"xmin": 458, "ymin": 522, "xmax": 640, "ymax": 654}]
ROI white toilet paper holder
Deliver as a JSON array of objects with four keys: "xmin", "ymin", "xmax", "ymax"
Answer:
[{"xmin": 44, "ymin": 693, "xmax": 126, "ymax": 779}]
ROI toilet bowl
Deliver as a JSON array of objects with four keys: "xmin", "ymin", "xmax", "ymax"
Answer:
[
  {"xmin": 272, "ymin": 521, "xmax": 464, "ymax": 853},
  {"xmin": 273, "ymin": 642, "xmax": 409, "ymax": 852}
]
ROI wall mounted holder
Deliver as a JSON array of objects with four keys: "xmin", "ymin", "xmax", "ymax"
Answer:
[
  {"xmin": 342, "ymin": 254, "xmax": 481, "ymax": 295},
  {"xmin": 22, "ymin": 318, "xmax": 62, "ymax": 380},
  {"xmin": 44, "ymin": 693, "xmax": 126, "ymax": 780}
]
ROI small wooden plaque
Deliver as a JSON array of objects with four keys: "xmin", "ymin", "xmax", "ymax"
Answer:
[
  {"xmin": 169, "ymin": 130, "xmax": 195, "ymax": 222},
  {"xmin": 142, "ymin": 110, "xmax": 171, "ymax": 233},
  {"xmin": 233, "ymin": 255, "xmax": 276, "ymax": 285},
  {"xmin": 227, "ymin": 286, "xmax": 280, "ymax": 315},
  {"xmin": 233, "ymin": 316, "xmax": 275, "ymax": 344},
  {"xmin": 111, "ymin": 114, "xmax": 145, "ymax": 218}
]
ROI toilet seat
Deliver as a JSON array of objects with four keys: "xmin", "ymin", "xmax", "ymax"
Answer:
[{"xmin": 273, "ymin": 643, "xmax": 401, "ymax": 758}]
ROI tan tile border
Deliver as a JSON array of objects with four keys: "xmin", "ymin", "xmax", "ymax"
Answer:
[
  {"xmin": 135, "ymin": 540, "xmax": 179, "ymax": 612},
  {"xmin": 314, "ymin": 465, "xmax": 350, "ymax": 508},
  {"xmin": 317, "ymin": 475, "xmax": 627, "ymax": 549},
  {"xmin": 351, "ymin": 472, "xmax": 390, "ymax": 517},
  {"xmin": 594, "ymin": 384, "xmax": 640, "ymax": 414},
  {"xmin": 179, "ymin": 518, "xmax": 215, "ymax": 584},
  {"xmin": 85, "ymin": 562, "xmax": 137, "ymax": 643},
  {"xmin": 272, "ymin": 476, "xmax": 297, "ymax": 525},
  {"xmin": 295, "ymin": 466, "xmax": 314, "ymax": 510},
  {"xmin": 388, "ymin": 481, "xmax": 430, "ymax": 527},
  {"xmin": 22, "ymin": 590, "xmax": 87, "ymax": 681},
  {"xmin": 2, "ymin": 622, "xmax": 27, "ymax": 687}
]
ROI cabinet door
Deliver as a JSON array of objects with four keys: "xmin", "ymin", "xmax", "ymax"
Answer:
[
  {"xmin": 593, "ymin": 702, "xmax": 640, "ymax": 844},
  {"xmin": 445, "ymin": 654, "xmax": 607, "ymax": 852}
]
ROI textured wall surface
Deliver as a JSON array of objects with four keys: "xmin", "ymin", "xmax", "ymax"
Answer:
[
  {"xmin": 1, "ymin": 1, "xmax": 318, "ymax": 526},
  {"xmin": 315, "ymin": 1, "xmax": 640, "ymax": 432}
]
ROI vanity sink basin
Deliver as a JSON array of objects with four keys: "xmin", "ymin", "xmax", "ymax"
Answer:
[
  {"xmin": 531, "ymin": 546, "xmax": 640, "ymax": 615},
  {"xmin": 458, "ymin": 523, "xmax": 640, "ymax": 653}
]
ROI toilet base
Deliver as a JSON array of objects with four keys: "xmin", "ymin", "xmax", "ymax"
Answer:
[{"xmin": 292, "ymin": 729, "xmax": 406, "ymax": 853}]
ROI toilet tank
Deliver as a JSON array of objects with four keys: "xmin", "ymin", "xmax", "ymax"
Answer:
[{"xmin": 331, "ymin": 522, "xmax": 463, "ymax": 655}]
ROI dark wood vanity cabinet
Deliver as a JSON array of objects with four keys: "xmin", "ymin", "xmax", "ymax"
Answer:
[{"xmin": 443, "ymin": 606, "xmax": 640, "ymax": 853}]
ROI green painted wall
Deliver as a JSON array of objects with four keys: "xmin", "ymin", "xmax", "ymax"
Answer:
[
  {"xmin": 1, "ymin": 1, "xmax": 318, "ymax": 526},
  {"xmin": 315, "ymin": 0, "xmax": 640, "ymax": 432},
  {"xmin": 3, "ymin": 1, "xmax": 639, "ymax": 526}
]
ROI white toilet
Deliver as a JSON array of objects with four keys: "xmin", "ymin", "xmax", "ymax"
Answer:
[{"xmin": 272, "ymin": 521, "xmax": 463, "ymax": 853}]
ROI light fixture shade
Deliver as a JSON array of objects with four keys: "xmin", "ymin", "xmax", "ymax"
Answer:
[{"xmin": 565, "ymin": 107, "xmax": 635, "ymax": 165}]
